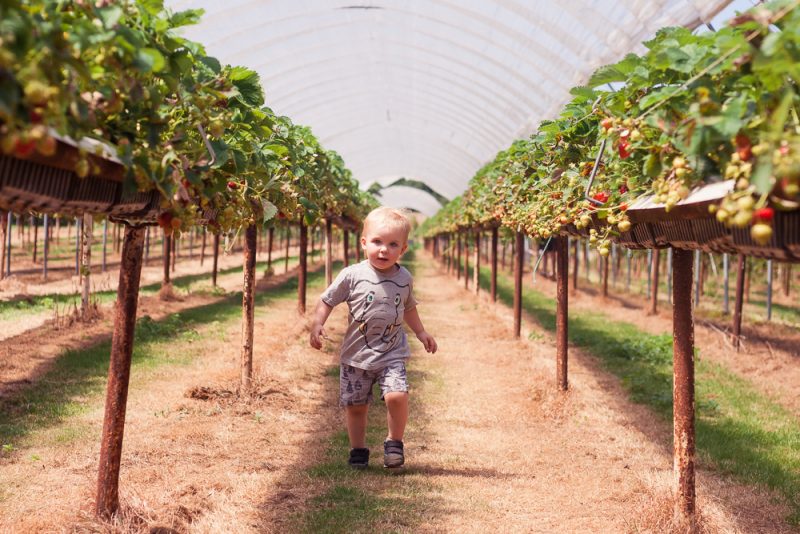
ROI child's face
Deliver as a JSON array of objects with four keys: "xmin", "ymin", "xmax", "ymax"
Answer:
[{"xmin": 361, "ymin": 223, "xmax": 408, "ymax": 272}]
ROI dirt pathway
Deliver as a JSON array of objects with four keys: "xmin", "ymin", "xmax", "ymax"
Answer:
[
  {"xmin": 383, "ymin": 255, "xmax": 792, "ymax": 533},
  {"xmin": 0, "ymin": 254, "xmax": 794, "ymax": 532}
]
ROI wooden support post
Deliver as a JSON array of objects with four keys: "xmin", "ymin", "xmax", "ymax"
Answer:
[
  {"xmin": 456, "ymin": 234, "xmax": 462, "ymax": 280},
  {"xmin": 95, "ymin": 224, "xmax": 146, "ymax": 518},
  {"xmin": 32, "ymin": 216, "xmax": 38, "ymax": 264},
  {"xmin": 42, "ymin": 214, "xmax": 49, "ymax": 281},
  {"xmin": 81, "ymin": 213, "xmax": 93, "ymax": 319},
  {"xmin": 783, "ymin": 264, "xmax": 791, "ymax": 297},
  {"xmin": 102, "ymin": 219, "xmax": 108, "ymax": 272},
  {"xmin": 200, "ymin": 228, "xmax": 206, "ymax": 266},
  {"xmin": 572, "ymin": 238, "xmax": 579, "ymax": 293},
  {"xmin": 212, "ymin": 233, "xmax": 220, "ymax": 287},
  {"xmin": 325, "ymin": 218, "xmax": 333, "ymax": 286},
  {"xmin": 285, "ymin": 225, "xmax": 291, "ymax": 273},
  {"xmin": 491, "ymin": 227, "xmax": 498, "ymax": 302},
  {"xmin": 464, "ymin": 235, "xmax": 470, "ymax": 290},
  {"xmin": 556, "ymin": 236, "xmax": 569, "ymax": 391},
  {"xmin": 602, "ymin": 254, "xmax": 609, "ymax": 297},
  {"xmin": 722, "ymin": 253, "xmax": 729, "ymax": 314},
  {"xmin": 75, "ymin": 217, "xmax": 81, "ymax": 275},
  {"xmin": 298, "ymin": 221, "xmax": 308, "ymax": 314},
  {"xmin": 671, "ymin": 248, "xmax": 696, "ymax": 528},
  {"xmin": 513, "ymin": 231, "xmax": 524, "ymax": 339},
  {"xmin": 343, "ymin": 230, "xmax": 350, "ymax": 268},
  {"xmin": 732, "ymin": 254, "xmax": 745, "ymax": 350},
  {"xmin": 144, "ymin": 227, "xmax": 150, "ymax": 265},
  {"xmin": 650, "ymin": 249, "xmax": 660, "ymax": 315},
  {"xmin": 0, "ymin": 211, "xmax": 7, "ymax": 279},
  {"xmin": 241, "ymin": 224, "xmax": 257, "ymax": 393},
  {"xmin": 766, "ymin": 259, "xmax": 773, "ymax": 321},
  {"xmin": 355, "ymin": 228, "xmax": 362, "ymax": 262},
  {"xmin": 171, "ymin": 232, "xmax": 177, "ymax": 273},
  {"xmin": 473, "ymin": 230, "xmax": 480, "ymax": 294},
  {"xmin": 267, "ymin": 226, "xmax": 274, "ymax": 273},
  {"xmin": 163, "ymin": 233, "xmax": 171, "ymax": 285}
]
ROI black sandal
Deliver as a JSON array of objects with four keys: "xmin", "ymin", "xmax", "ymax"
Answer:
[
  {"xmin": 348, "ymin": 447, "xmax": 370, "ymax": 469},
  {"xmin": 383, "ymin": 439, "xmax": 404, "ymax": 468}
]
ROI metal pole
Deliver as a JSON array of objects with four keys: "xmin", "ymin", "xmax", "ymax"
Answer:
[
  {"xmin": 491, "ymin": 227, "xmax": 498, "ymax": 302},
  {"xmin": 671, "ymin": 248, "xmax": 696, "ymax": 527},
  {"xmin": 268, "ymin": 226, "xmax": 275, "ymax": 272},
  {"xmin": 284, "ymin": 225, "xmax": 290, "ymax": 273},
  {"xmin": 722, "ymin": 254, "xmax": 729, "ymax": 315},
  {"xmin": 456, "ymin": 234, "xmax": 462, "ymax": 280},
  {"xmin": 650, "ymin": 249, "xmax": 660, "ymax": 315},
  {"xmin": 693, "ymin": 250, "xmax": 701, "ymax": 307},
  {"xmin": 556, "ymin": 236, "xmax": 569, "ymax": 391},
  {"xmin": 625, "ymin": 249, "xmax": 631, "ymax": 292},
  {"xmin": 95, "ymin": 224, "xmax": 146, "ymax": 518},
  {"xmin": 241, "ymin": 224, "xmax": 257, "ymax": 392},
  {"xmin": 102, "ymin": 219, "xmax": 108, "ymax": 272},
  {"xmin": 212, "ymin": 233, "xmax": 220, "ymax": 287},
  {"xmin": 766, "ymin": 259, "xmax": 773, "ymax": 321},
  {"xmin": 144, "ymin": 226, "xmax": 150, "ymax": 265},
  {"xmin": 513, "ymin": 231, "xmax": 524, "ymax": 338},
  {"xmin": 473, "ymin": 230, "xmax": 480, "ymax": 295},
  {"xmin": 667, "ymin": 248, "xmax": 673, "ymax": 305},
  {"xmin": 200, "ymin": 228, "xmax": 206, "ymax": 266},
  {"xmin": 572, "ymin": 238, "xmax": 579, "ymax": 293},
  {"xmin": 43, "ymin": 214, "xmax": 49, "ymax": 281},
  {"xmin": 732, "ymin": 255, "xmax": 746, "ymax": 350},
  {"xmin": 298, "ymin": 221, "xmax": 308, "ymax": 314},
  {"xmin": 602, "ymin": 254, "xmax": 609, "ymax": 297},
  {"xmin": 162, "ymin": 233, "xmax": 171, "ymax": 285},
  {"xmin": 464, "ymin": 234, "xmax": 470, "ymax": 289},
  {"xmin": 646, "ymin": 249, "xmax": 652, "ymax": 297},
  {"xmin": 611, "ymin": 243, "xmax": 618, "ymax": 287},
  {"xmin": 343, "ymin": 229, "xmax": 349, "ymax": 268},
  {"xmin": 75, "ymin": 217, "xmax": 81, "ymax": 276},
  {"xmin": 325, "ymin": 218, "xmax": 333, "ymax": 286},
  {"xmin": 81, "ymin": 213, "xmax": 93, "ymax": 318},
  {"xmin": 584, "ymin": 241, "xmax": 590, "ymax": 282},
  {"xmin": 32, "ymin": 216, "xmax": 38, "ymax": 264}
]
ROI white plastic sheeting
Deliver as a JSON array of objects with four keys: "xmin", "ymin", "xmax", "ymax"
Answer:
[
  {"xmin": 373, "ymin": 185, "xmax": 444, "ymax": 217},
  {"xmin": 167, "ymin": 0, "xmax": 732, "ymax": 210}
]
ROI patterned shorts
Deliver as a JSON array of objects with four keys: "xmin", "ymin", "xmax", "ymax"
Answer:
[{"xmin": 339, "ymin": 361, "xmax": 409, "ymax": 407}]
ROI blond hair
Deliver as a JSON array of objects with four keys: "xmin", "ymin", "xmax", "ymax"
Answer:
[{"xmin": 361, "ymin": 207, "xmax": 411, "ymax": 240}]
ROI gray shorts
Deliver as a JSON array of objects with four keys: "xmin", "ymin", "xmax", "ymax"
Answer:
[{"xmin": 339, "ymin": 361, "xmax": 409, "ymax": 407}]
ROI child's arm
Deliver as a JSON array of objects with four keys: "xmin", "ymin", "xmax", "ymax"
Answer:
[
  {"xmin": 309, "ymin": 300, "xmax": 334, "ymax": 350},
  {"xmin": 404, "ymin": 306, "xmax": 437, "ymax": 354}
]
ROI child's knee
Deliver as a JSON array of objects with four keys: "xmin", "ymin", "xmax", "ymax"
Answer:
[
  {"xmin": 383, "ymin": 391, "xmax": 408, "ymax": 404},
  {"xmin": 346, "ymin": 403, "xmax": 369, "ymax": 415}
]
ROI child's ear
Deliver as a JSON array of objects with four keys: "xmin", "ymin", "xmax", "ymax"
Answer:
[{"xmin": 360, "ymin": 236, "xmax": 367, "ymax": 248}]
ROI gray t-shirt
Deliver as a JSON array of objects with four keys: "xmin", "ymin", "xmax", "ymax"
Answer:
[{"xmin": 321, "ymin": 260, "xmax": 418, "ymax": 370}]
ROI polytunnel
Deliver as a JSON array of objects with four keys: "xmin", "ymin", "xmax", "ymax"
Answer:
[{"xmin": 166, "ymin": 0, "xmax": 737, "ymax": 210}]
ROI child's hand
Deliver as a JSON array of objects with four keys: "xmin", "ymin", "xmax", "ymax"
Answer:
[
  {"xmin": 310, "ymin": 323, "xmax": 326, "ymax": 350},
  {"xmin": 416, "ymin": 331, "xmax": 438, "ymax": 354}
]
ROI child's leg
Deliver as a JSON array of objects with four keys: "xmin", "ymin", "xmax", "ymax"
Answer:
[
  {"xmin": 345, "ymin": 404, "xmax": 369, "ymax": 448},
  {"xmin": 384, "ymin": 391, "xmax": 408, "ymax": 441}
]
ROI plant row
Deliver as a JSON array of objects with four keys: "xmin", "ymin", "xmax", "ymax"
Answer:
[
  {"xmin": 421, "ymin": 0, "xmax": 800, "ymax": 254},
  {"xmin": 0, "ymin": 0, "xmax": 376, "ymax": 234}
]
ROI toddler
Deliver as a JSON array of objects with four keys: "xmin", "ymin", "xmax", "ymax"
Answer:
[{"xmin": 309, "ymin": 207, "xmax": 437, "ymax": 468}]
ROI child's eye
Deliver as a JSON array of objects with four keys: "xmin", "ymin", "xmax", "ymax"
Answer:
[
  {"xmin": 394, "ymin": 295, "xmax": 401, "ymax": 305},
  {"xmin": 366, "ymin": 293, "xmax": 374, "ymax": 303}
]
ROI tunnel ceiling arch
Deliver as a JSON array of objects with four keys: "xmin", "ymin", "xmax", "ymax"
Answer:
[{"xmin": 166, "ymin": 0, "xmax": 731, "ymax": 206}]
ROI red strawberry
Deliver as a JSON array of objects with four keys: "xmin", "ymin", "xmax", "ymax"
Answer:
[
  {"xmin": 601, "ymin": 118, "xmax": 613, "ymax": 131},
  {"xmin": 735, "ymin": 133, "xmax": 752, "ymax": 161},
  {"xmin": 618, "ymin": 141, "xmax": 631, "ymax": 159},
  {"xmin": 752, "ymin": 207, "xmax": 774, "ymax": 222},
  {"xmin": 592, "ymin": 191, "xmax": 609, "ymax": 204}
]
